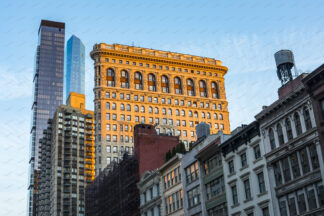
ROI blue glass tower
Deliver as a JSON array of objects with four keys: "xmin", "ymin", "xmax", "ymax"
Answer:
[
  {"xmin": 28, "ymin": 20, "xmax": 65, "ymax": 216},
  {"xmin": 65, "ymin": 35, "xmax": 85, "ymax": 100}
]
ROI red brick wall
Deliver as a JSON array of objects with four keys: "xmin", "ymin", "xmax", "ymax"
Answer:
[{"xmin": 134, "ymin": 124, "xmax": 179, "ymax": 178}]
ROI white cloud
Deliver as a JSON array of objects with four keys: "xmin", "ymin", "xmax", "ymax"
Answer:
[{"xmin": 0, "ymin": 67, "xmax": 33, "ymax": 100}]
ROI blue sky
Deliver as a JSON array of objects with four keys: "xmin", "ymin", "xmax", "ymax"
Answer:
[{"xmin": 1, "ymin": 0, "xmax": 324, "ymax": 215}]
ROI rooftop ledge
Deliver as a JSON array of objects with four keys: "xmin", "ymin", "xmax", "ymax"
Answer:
[{"xmin": 91, "ymin": 43, "xmax": 223, "ymax": 67}]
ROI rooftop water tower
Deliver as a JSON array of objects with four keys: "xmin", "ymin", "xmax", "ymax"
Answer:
[{"xmin": 274, "ymin": 50, "xmax": 296, "ymax": 85}]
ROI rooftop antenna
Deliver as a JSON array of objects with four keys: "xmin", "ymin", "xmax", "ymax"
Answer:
[{"xmin": 274, "ymin": 50, "xmax": 297, "ymax": 85}]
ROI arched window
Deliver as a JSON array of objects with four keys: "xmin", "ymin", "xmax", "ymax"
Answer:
[
  {"xmin": 141, "ymin": 106, "xmax": 145, "ymax": 113},
  {"xmin": 135, "ymin": 105, "xmax": 139, "ymax": 112},
  {"xmin": 112, "ymin": 103, "xmax": 116, "ymax": 110},
  {"xmin": 149, "ymin": 106, "xmax": 153, "ymax": 113},
  {"xmin": 189, "ymin": 111, "xmax": 193, "ymax": 117},
  {"xmin": 269, "ymin": 128, "xmax": 276, "ymax": 150},
  {"xmin": 106, "ymin": 102, "xmax": 110, "ymax": 110},
  {"xmin": 194, "ymin": 111, "xmax": 198, "ymax": 118},
  {"xmin": 106, "ymin": 68, "xmax": 115, "ymax": 87},
  {"xmin": 168, "ymin": 109, "xmax": 172, "ymax": 115},
  {"xmin": 211, "ymin": 82, "xmax": 220, "ymax": 99},
  {"xmin": 155, "ymin": 107, "xmax": 159, "ymax": 114},
  {"xmin": 219, "ymin": 114, "xmax": 223, "ymax": 120},
  {"xmin": 162, "ymin": 108, "xmax": 166, "ymax": 115},
  {"xmin": 174, "ymin": 77, "xmax": 182, "ymax": 94},
  {"xmin": 214, "ymin": 113, "xmax": 218, "ymax": 120},
  {"xmin": 120, "ymin": 70, "xmax": 129, "ymax": 88},
  {"xmin": 181, "ymin": 110, "xmax": 185, "ymax": 116},
  {"xmin": 202, "ymin": 112, "xmax": 205, "ymax": 118},
  {"xmin": 187, "ymin": 79, "xmax": 195, "ymax": 96},
  {"xmin": 199, "ymin": 80, "xmax": 207, "ymax": 97},
  {"xmin": 207, "ymin": 112, "xmax": 211, "ymax": 119},
  {"xmin": 277, "ymin": 123, "xmax": 284, "ymax": 146},
  {"xmin": 294, "ymin": 112, "xmax": 302, "ymax": 136},
  {"xmin": 303, "ymin": 107, "xmax": 312, "ymax": 130},
  {"xmin": 127, "ymin": 104, "xmax": 131, "ymax": 111},
  {"xmin": 176, "ymin": 109, "xmax": 180, "ymax": 116},
  {"xmin": 134, "ymin": 72, "xmax": 143, "ymax": 90},
  {"xmin": 148, "ymin": 74, "xmax": 156, "ymax": 91},
  {"xmin": 120, "ymin": 104, "xmax": 125, "ymax": 111},
  {"xmin": 286, "ymin": 118, "xmax": 293, "ymax": 141},
  {"xmin": 161, "ymin": 75, "xmax": 169, "ymax": 93}
]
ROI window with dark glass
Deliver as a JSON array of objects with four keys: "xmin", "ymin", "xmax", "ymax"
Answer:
[
  {"xmin": 282, "ymin": 157, "xmax": 291, "ymax": 182},
  {"xmin": 244, "ymin": 179, "xmax": 251, "ymax": 200},
  {"xmin": 309, "ymin": 143, "xmax": 319, "ymax": 170},
  {"xmin": 288, "ymin": 197, "xmax": 297, "ymax": 216},
  {"xmin": 231, "ymin": 185, "xmax": 238, "ymax": 205},
  {"xmin": 134, "ymin": 72, "xmax": 143, "ymax": 90},
  {"xmin": 174, "ymin": 77, "xmax": 182, "ymax": 94},
  {"xmin": 286, "ymin": 118, "xmax": 293, "ymax": 141},
  {"xmin": 279, "ymin": 200, "xmax": 288, "ymax": 216},
  {"xmin": 290, "ymin": 153, "xmax": 300, "ymax": 178},
  {"xmin": 298, "ymin": 193, "xmax": 307, "ymax": 213},
  {"xmin": 308, "ymin": 189, "xmax": 317, "ymax": 210},
  {"xmin": 273, "ymin": 161, "xmax": 282, "ymax": 186},
  {"xmin": 205, "ymin": 176, "xmax": 225, "ymax": 200},
  {"xmin": 228, "ymin": 160, "xmax": 234, "ymax": 174},
  {"xmin": 187, "ymin": 186, "xmax": 200, "ymax": 208},
  {"xmin": 254, "ymin": 145, "xmax": 261, "ymax": 159},
  {"xmin": 258, "ymin": 172, "xmax": 266, "ymax": 193},
  {"xmin": 277, "ymin": 123, "xmax": 285, "ymax": 146},
  {"xmin": 294, "ymin": 112, "xmax": 302, "ymax": 136},
  {"xmin": 185, "ymin": 162, "xmax": 199, "ymax": 184},
  {"xmin": 303, "ymin": 107, "xmax": 312, "ymax": 130},
  {"xmin": 269, "ymin": 128, "xmax": 276, "ymax": 150},
  {"xmin": 241, "ymin": 152, "xmax": 247, "ymax": 167},
  {"xmin": 300, "ymin": 148, "xmax": 310, "ymax": 174}
]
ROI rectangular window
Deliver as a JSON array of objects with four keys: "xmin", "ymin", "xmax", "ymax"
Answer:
[
  {"xmin": 106, "ymin": 146, "xmax": 111, "ymax": 153},
  {"xmin": 185, "ymin": 162, "xmax": 199, "ymax": 184},
  {"xmin": 113, "ymin": 135, "xmax": 117, "ymax": 142},
  {"xmin": 205, "ymin": 176, "xmax": 225, "ymax": 200},
  {"xmin": 308, "ymin": 189, "xmax": 317, "ymax": 210},
  {"xmin": 290, "ymin": 153, "xmax": 300, "ymax": 178},
  {"xmin": 187, "ymin": 186, "xmax": 200, "ymax": 208},
  {"xmin": 228, "ymin": 160, "xmax": 234, "ymax": 174},
  {"xmin": 279, "ymin": 200, "xmax": 288, "ymax": 216},
  {"xmin": 300, "ymin": 148, "xmax": 310, "ymax": 174},
  {"xmin": 282, "ymin": 157, "xmax": 291, "ymax": 182},
  {"xmin": 113, "ymin": 146, "xmax": 117, "ymax": 153},
  {"xmin": 273, "ymin": 161, "xmax": 282, "ymax": 186},
  {"xmin": 298, "ymin": 193, "xmax": 307, "ymax": 213},
  {"xmin": 258, "ymin": 172, "xmax": 266, "ymax": 194},
  {"xmin": 231, "ymin": 185, "xmax": 238, "ymax": 205},
  {"xmin": 317, "ymin": 185, "xmax": 324, "ymax": 206},
  {"xmin": 254, "ymin": 145, "xmax": 261, "ymax": 159},
  {"xmin": 241, "ymin": 152, "xmax": 247, "ymax": 167},
  {"xmin": 262, "ymin": 207, "xmax": 269, "ymax": 216},
  {"xmin": 106, "ymin": 135, "xmax": 111, "ymax": 141},
  {"xmin": 288, "ymin": 197, "xmax": 297, "ymax": 216},
  {"xmin": 244, "ymin": 179, "xmax": 251, "ymax": 200},
  {"xmin": 309, "ymin": 144, "xmax": 319, "ymax": 170}
]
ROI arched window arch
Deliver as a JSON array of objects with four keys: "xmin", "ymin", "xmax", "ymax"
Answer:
[
  {"xmin": 294, "ymin": 112, "xmax": 302, "ymax": 136},
  {"xmin": 161, "ymin": 75, "xmax": 169, "ymax": 93},
  {"xmin": 148, "ymin": 74, "xmax": 156, "ymax": 91},
  {"xmin": 201, "ymin": 112, "xmax": 205, "ymax": 118},
  {"xmin": 106, "ymin": 68, "xmax": 115, "ymax": 87},
  {"xmin": 199, "ymin": 80, "xmax": 208, "ymax": 97},
  {"xmin": 106, "ymin": 102, "xmax": 110, "ymax": 110},
  {"xmin": 120, "ymin": 70, "xmax": 129, "ymax": 88},
  {"xmin": 303, "ymin": 107, "xmax": 312, "ymax": 130},
  {"xmin": 187, "ymin": 79, "xmax": 195, "ymax": 96},
  {"xmin": 277, "ymin": 123, "xmax": 284, "ymax": 146},
  {"xmin": 194, "ymin": 111, "xmax": 198, "ymax": 118},
  {"xmin": 269, "ymin": 128, "xmax": 276, "ymax": 150},
  {"xmin": 214, "ymin": 113, "xmax": 218, "ymax": 120},
  {"xmin": 134, "ymin": 72, "xmax": 143, "ymax": 90},
  {"xmin": 174, "ymin": 77, "xmax": 183, "ymax": 94},
  {"xmin": 285, "ymin": 118, "xmax": 293, "ymax": 141},
  {"xmin": 176, "ymin": 109, "xmax": 180, "ymax": 116},
  {"xmin": 211, "ymin": 82, "xmax": 220, "ymax": 99}
]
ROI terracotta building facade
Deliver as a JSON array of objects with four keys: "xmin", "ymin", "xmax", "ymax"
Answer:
[{"xmin": 90, "ymin": 43, "xmax": 230, "ymax": 174}]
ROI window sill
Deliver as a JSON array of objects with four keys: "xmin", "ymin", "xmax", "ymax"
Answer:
[
  {"xmin": 244, "ymin": 198, "xmax": 253, "ymax": 203},
  {"xmin": 231, "ymin": 203, "xmax": 240, "ymax": 209},
  {"xmin": 228, "ymin": 172, "xmax": 236, "ymax": 178},
  {"xmin": 257, "ymin": 191, "xmax": 268, "ymax": 198},
  {"xmin": 240, "ymin": 165, "xmax": 249, "ymax": 171},
  {"xmin": 253, "ymin": 157, "xmax": 263, "ymax": 164}
]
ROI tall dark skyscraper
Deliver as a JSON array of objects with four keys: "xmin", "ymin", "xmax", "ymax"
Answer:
[
  {"xmin": 28, "ymin": 20, "xmax": 65, "ymax": 216},
  {"xmin": 65, "ymin": 35, "xmax": 85, "ymax": 101}
]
